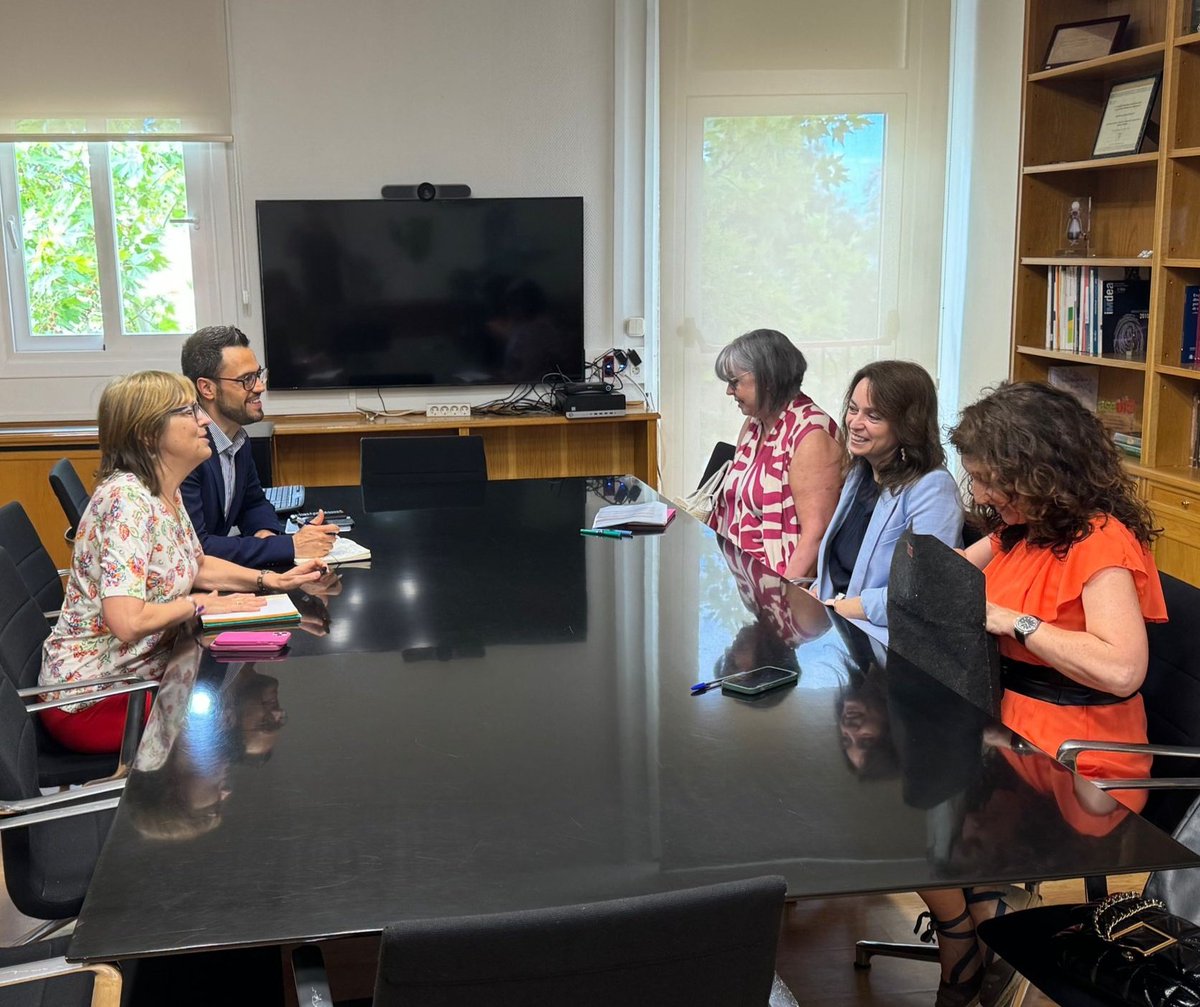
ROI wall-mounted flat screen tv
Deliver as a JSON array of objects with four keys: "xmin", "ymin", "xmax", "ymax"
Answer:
[{"xmin": 256, "ymin": 197, "xmax": 585, "ymax": 390}]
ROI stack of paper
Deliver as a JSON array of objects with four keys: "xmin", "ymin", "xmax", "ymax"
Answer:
[
  {"xmin": 592, "ymin": 502, "xmax": 676, "ymax": 530},
  {"xmin": 200, "ymin": 593, "xmax": 301, "ymax": 630}
]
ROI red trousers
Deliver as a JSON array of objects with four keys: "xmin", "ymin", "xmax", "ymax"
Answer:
[{"xmin": 40, "ymin": 691, "xmax": 153, "ymax": 754}]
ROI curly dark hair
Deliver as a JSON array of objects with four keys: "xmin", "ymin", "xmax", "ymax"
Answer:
[{"xmin": 949, "ymin": 381, "xmax": 1158, "ymax": 555}]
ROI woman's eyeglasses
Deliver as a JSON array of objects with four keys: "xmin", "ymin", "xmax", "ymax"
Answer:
[
  {"xmin": 167, "ymin": 402, "xmax": 204, "ymax": 422},
  {"xmin": 725, "ymin": 372, "xmax": 751, "ymax": 392},
  {"xmin": 214, "ymin": 368, "xmax": 267, "ymax": 392}
]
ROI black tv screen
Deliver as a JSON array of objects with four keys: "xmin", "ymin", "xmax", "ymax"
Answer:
[{"xmin": 256, "ymin": 197, "xmax": 585, "ymax": 390}]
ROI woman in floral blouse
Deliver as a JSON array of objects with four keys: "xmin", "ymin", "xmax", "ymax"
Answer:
[{"xmin": 40, "ymin": 370, "xmax": 323, "ymax": 753}]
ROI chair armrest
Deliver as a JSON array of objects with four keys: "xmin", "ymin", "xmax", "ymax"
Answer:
[
  {"xmin": 0, "ymin": 956, "xmax": 121, "ymax": 1006},
  {"xmin": 0, "ymin": 795, "xmax": 121, "ymax": 831},
  {"xmin": 291, "ymin": 944, "xmax": 332, "ymax": 1007},
  {"xmin": 17, "ymin": 672, "xmax": 153, "ymax": 700},
  {"xmin": 0, "ymin": 777, "xmax": 125, "ymax": 816},
  {"xmin": 25, "ymin": 678, "xmax": 157, "ymax": 713},
  {"xmin": 1056, "ymin": 739, "xmax": 1200, "ymax": 772}
]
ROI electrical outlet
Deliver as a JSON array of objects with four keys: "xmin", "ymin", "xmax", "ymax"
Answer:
[{"xmin": 425, "ymin": 403, "xmax": 472, "ymax": 418}]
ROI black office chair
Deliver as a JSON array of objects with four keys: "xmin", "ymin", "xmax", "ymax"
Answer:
[
  {"xmin": 0, "ymin": 547, "xmax": 155, "ymax": 788},
  {"xmin": 0, "ymin": 936, "xmax": 122, "ymax": 1006},
  {"xmin": 978, "ymin": 791, "xmax": 1200, "ymax": 1007},
  {"xmin": 292, "ymin": 876, "xmax": 797, "ymax": 1007},
  {"xmin": 0, "ymin": 673, "xmax": 122, "ymax": 942},
  {"xmin": 1056, "ymin": 573, "xmax": 1200, "ymax": 832},
  {"xmin": 48, "ymin": 459, "xmax": 90, "ymax": 544},
  {"xmin": 0, "ymin": 501, "xmax": 67, "ymax": 619},
  {"xmin": 360, "ymin": 435, "xmax": 487, "ymax": 486},
  {"xmin": 245, "ymin": 420, "xmax": 276, "ymax": 488},
  {"xmin": 360, "ymin": 435, "xmax": 488, "ymax": 510},
  {"xmin": 697, "ymin": 441, "xmax": 736, "ymax": 491}
]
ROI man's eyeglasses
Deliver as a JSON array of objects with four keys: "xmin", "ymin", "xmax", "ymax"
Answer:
[
  {"xmin": 167, "ymin": 402, "xmax": 204, "ymax": 422},
  {"xmin": 213, "ymin": 367, "xmax": 267, "ymax": 392}
]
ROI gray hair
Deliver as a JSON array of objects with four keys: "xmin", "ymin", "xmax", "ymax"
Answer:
[
  {"xmin": 181, "ymin": 326, "xmax": 250, "ymax": 386},
  {"xmin": 713, "ymin": 328, "xmax": 808, "ymax": 416}
]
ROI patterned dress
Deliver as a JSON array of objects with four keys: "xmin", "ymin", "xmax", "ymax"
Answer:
[
  {"xmin": 708, "ymin": 393, "xmax": 839, "ymax": 576},
  {"xmin": 41, "ymin": 471, "xmax": 202, "ymax": 712}
]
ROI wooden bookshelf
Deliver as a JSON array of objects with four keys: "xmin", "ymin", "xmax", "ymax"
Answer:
[{"xmin": 1014, "ymin": 0, "xmax": 1200, "ymax": 582}]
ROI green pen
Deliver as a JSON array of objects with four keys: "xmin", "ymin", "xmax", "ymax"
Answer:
[{"xmin": 579, "ymin": 528, "xmax": 632, "ymax": 539}]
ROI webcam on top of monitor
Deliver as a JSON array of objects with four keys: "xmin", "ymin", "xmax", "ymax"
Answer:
[{"xmin": 381, "ymin": 182, "xmax": 472, "ymax": 200}]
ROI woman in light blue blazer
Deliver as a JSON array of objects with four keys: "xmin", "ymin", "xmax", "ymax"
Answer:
[{"xmin": 814, "ymin": 360, "xmax": 962, "ymax": 644}]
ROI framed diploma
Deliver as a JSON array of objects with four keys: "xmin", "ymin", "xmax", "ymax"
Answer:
[
  {"xmin": 1043, "ymin": 16, "xmax": 1129, "ymax": 69},
  {"xmin": 1093, "ymin": 74, "xmax": 1162, "ymax": 158}
]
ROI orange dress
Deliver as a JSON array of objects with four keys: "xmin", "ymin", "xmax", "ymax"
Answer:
[{"xmin": 986, "ymin": 516, "xmax": 1166, "ymax": 814}]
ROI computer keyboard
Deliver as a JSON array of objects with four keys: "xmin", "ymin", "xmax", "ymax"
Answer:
[{"xmin": 264, "ymin": 484, "xmax": 306, "ymax": 515}]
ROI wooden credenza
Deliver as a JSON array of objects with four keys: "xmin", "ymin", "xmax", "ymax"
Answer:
[
  {"xmin": 0, "ymin": 408, "xmax": 659, "ymax": 569},
  {"xmin": 269, "ymin": 407, "xmax": 658, "ymax": 487}
]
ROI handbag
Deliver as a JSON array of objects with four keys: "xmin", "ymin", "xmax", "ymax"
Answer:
[
  {"xmin": 1052, "ymin": 891, "xmax": 1200, "ymax": 1006},
  {"xmin": 675, "ymin": 459, "xmax": 731, "ymax": 522}
]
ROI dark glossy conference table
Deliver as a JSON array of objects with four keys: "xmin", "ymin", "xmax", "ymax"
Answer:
[{"xmin": 69, "ymin": 477, "xmax": 1199, "ymax": 962}]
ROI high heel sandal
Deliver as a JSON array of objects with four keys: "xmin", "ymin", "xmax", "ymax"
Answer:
[
  {"xmin": 914, "ymin": 907, "xmax": 985, "ymax": 1007},
  {"xmin": 965, "ymin": 886, "xmax": 1041, "ymax": 1007}
]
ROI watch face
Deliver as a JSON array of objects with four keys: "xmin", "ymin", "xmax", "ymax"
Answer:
[{"xmin": 1015, "ymin": 615, "xmax": 1040, "ymax": 640}]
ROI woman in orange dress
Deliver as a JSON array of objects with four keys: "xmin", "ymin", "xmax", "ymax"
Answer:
[{"xmin": 913, "ymin": 381, "xmax": 1165, "ymax": 1007}]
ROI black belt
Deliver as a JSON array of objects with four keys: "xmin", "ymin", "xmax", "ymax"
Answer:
[{"xmin": 1000, "ymin": 657, "xmax": 1130, "ymax": 707}]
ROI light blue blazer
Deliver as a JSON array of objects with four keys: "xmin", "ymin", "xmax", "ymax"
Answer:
[{"xmin": 814, "ymin": 462, "xmax": 963, "ymax": 644}]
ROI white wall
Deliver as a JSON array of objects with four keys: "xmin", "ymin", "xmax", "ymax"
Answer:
[
  {"xmin": 0, "ymin": 0, "xmax": 616, "ymax": 420},
  {"xmin": 948, "ymin": 0, "xmax": 1023, "ymax": 414}
]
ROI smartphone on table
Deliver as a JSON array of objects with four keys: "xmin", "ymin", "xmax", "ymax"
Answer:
[
  {"xmin": 210, "ymin": 631, "xmax": 292, "ymax": 653},
  {"xmin": 720, "ymin": 665, "xmax": 799, "ymax": 696}
]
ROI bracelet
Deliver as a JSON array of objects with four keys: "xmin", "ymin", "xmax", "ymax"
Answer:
[{"xmin": 256, "ymin": 570, "xmax": 267, "ymax": 593}]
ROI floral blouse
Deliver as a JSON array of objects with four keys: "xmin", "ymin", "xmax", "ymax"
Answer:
[{"xmin": 41, "ymin": 471, "xmax": 202, "ymax": 712}]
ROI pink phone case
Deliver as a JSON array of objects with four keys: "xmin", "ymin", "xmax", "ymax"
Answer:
[{"xmin": 210, "ymin": 631, "xmax": 291, "ymax": 652}]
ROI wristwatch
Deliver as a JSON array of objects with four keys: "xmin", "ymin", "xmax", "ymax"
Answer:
[{"xmin": 1013, "ymin": 614, "xmax": 1042, "ymax": 645}]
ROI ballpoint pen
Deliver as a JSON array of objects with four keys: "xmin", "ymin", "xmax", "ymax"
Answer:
[
  {"xmin": 579, "ymin": 528, "xmax": 633, "ymax": 539},
  {"xmin": 690, "ymin": 674, "xmax": 740, "ymax": 695}
]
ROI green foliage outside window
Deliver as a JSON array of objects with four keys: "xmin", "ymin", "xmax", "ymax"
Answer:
[
  {"xmin": 700, "ymin": 114, "xmax": 883, "ymax": 345},
  {"xmin": 14, "ymin": 138, "xmax": 189, "ymax": 336}
]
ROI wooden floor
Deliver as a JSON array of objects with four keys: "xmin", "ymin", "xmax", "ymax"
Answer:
[{"xmin": 0, "ymin": 859, "xmax": 1144, "ymax": 1005}]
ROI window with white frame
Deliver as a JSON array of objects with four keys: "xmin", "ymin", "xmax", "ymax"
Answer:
[{"xmin": 0, "ymin": 123, "xmax": 226, "ymax": 355}]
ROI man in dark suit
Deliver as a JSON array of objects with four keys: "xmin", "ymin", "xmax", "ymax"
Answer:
[{"xmin": 181, "ymin": 326, "xmax": 337, "ymax": 567}]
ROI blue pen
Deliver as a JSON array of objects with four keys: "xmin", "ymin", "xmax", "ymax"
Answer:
[{"xmin": 580, "ymin": 528, "xmax": 632, "ymax": 539}]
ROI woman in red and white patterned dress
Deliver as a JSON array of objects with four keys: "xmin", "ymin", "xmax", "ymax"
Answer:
[{"xmin": 708, "ymin": 329, "xmax": 843, "ymax": 582}]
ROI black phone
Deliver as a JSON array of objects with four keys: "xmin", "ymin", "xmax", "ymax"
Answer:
[{"xmin": 720, "ymin": 665, "xmax": 799, "ymax": 696}]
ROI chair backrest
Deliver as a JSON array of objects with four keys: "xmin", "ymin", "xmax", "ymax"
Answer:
[
  {"xmin": 697, "ymin": 441, "xmax": 736, "ymax": 491},
  {"xmin": 1146, "ymin": 792, "xmax": 1200, "ymax": 923},
  {"xmin": 0, "ymin": 502, "xmax": 64, "ymax": 615},
  {"xmin": 360, "ymin": 436, "xmax": 487, "ymax": 487},
  {"xmin": 0, "ymin": 546, "xmax": 53, "ymax": 692},
  {"xmin": 371, "ymin": 875, "xmax": 787, "ymax": 1007},
  {"xmin": 0, "ymin": 674, "xmax": 111, "ymax": 922},
  {"xmin": 1138, "ymin": 573, "xmax": 1200, "ymax": 829},
  {"xmin": 245, "ymin": 420, "xmax": 275, "ymax": 488},
  {"xmin": 48, "ymin": 459, "xmax": 91, "ymax": 541}
]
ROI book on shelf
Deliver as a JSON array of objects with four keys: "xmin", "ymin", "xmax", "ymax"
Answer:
[
  {"xmin": 1184, "ymin": 285, "xmax": 1200, "ymax": 367},
  {"xmin": 1101, "ymin": 272, "xmax": 1150, "ymax": 359},
  {"xmin": 1042, "ymin": 266, "xmax": 1154, "ymax": 359},
  {"xmin": 1191, "ymin": 390, "xmax": 1200, "ymax": 469},
  {"xmin": 1111, "ymin": 430, "xmax": 1143, "ymax": 459},
  {"xmin": 200, "ymin": 593, "xmax": 301, "ymax": 630},
  {"xmin": 1097, "ymin": 395, "xmax": 1142, "ymax": 437},
  {"xmin": 1047, "ymin": 364, "xmax": 1099, "ymax": 413}
]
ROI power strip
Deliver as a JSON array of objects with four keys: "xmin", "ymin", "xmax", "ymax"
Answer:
[{"xmin": 425, "ymin": 403, "xmax": 472, "ymax": 418}]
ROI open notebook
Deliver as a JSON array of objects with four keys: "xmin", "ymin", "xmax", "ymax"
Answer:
[{"xmin": 592, "ymin": 502, "xmax": 676, "ymax": 530}]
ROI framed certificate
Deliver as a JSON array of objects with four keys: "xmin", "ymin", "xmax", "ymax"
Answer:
[
  {"xmin": 1043, "ymin": 15, "xmax": 1129, "ymax": 69},
  {"xmin": 1093, "ymin": 74, "xmax": 1162, "ymax": 158}
]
